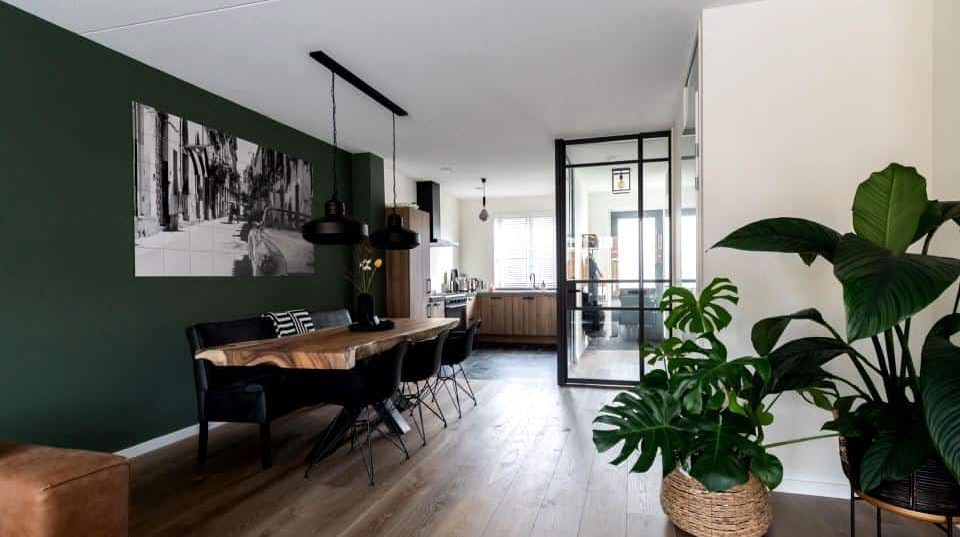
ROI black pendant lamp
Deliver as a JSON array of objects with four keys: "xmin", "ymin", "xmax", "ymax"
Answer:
[
  {"xmin": 302, "ymin": 72, "xmax": 368, "ymax": 245},
  {"xmin": 478, "ymin": 178, "xmax": 489, "ymax": 222},
  {"xmin": 370, "ymin": 114, "xmax": 420, "ymax": 250}
]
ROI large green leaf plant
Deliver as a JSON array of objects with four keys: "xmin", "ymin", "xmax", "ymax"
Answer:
[
  {"xmin": 714, "ymin": 163, "xmax": 960, "ymax": 492},
  {"xmin": 593, "ymin": 278, "xmax": 789, "ymax": 492}
]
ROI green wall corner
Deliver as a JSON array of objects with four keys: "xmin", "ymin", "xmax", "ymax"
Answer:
[{"xmin": 0, "ymin": 1, "xmax": 381, "ymax": 452}]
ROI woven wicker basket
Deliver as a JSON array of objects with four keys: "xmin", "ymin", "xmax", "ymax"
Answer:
[
  {"xmin": 840, "ymin": 436, "xmax": 960, "ymax": 516},
  {"xmin": 660, "ymin": 469, "xmax": 772, "ymax": 537}
]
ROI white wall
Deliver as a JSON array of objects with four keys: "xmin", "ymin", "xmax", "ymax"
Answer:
[
  {"xmin": 383, "ymin": 160, "xmax": 461, "ymax": 291},
  {"xmin": 458, "ymin": 195, "xmax": 555, "ymax": 285},
  {"xmin": 701, "ymin": 0, "xmax": 934, "ymax": 494},
  {"xmin": 383, "ymin": 158, "xmax": 417, "ymax": 206},
  {"xmin": 933, "ymin": 0, "xmax": 959, "ymax": 193},
  {"xmin": 929, "ymin": 0, "xmax": 960, "ymax": 317},
  {"xmin": 430, "ymin": 191, "xmax": 461, "ymax": 291}
]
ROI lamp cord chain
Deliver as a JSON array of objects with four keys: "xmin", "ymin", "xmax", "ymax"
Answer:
[
  {"xmin": 330, "ymin": 71, "xmax": 338, "ymax": 198},
  {"xmin": 392, "ymin": 113, "xmax": 398, "ymax": 214}
]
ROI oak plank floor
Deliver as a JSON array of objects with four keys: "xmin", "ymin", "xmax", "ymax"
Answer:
[{"xmin": 129, "ymin": 378, "xmax": 945, "ymax": 537}]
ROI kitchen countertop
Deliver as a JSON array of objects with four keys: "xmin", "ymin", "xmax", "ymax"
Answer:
[{"xmin": 477, "ymin": 289, "xmax": 556, "ymax": 297}]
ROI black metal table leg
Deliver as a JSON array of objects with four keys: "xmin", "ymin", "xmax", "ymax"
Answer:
[
  {"xmin": 374, "ymin": 398, "xmax": 411, "ymax": 435},
  {"xmin": 851, "ymin": 487, "xmax": 857, "ymax": 537},
  {"xmin": 304, "ymin": 406, "xmax": 362, "ymax": 471},
  {"xmin": 876, "ymin": 505, "xmax": 881, "ymax": 537}
]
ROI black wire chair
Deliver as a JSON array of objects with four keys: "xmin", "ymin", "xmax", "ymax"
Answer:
[
  {"xmin": 435, "ymin": 320, "xmax": 481, "ymax": 418},
  {"xmin": 399, "ymin": 329, "xmax": 451, "ymax": 446},
  {"xmin": 332, "ymin": 340, "xmax": 411, "ymax": 486}
]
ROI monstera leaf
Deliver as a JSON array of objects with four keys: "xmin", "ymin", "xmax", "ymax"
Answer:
[
  {"xmin": 750, "ymin": 451, "xmax": 784, "ymax": 490},
  {"xmin": 662, "ymin": 278, "xmax": 738, "ymax": 333},
  {"xmin": 751, "ymin": 308, "xmax": 831, "ymax": 355},
  {"xmin": 713, "ymin": 217, "xmax": 841, "ymax": 266},
  {"xmin": 593, "ymin": 388, "xmax": 687, "ymax": 476},
  {"xmin": 852, "ymin": 163, "xmax": 928, "ymax": 253},
  {"xmin": 833, "ymin": 234, "xmax": 960, "ymax": 341},
  {"xmin": 688, "ymin": 424, "xmax": 751, "ymax": 492},
  {"xmin": 921, "ymin": 314, "xmax": 960, "ymax": 482}
]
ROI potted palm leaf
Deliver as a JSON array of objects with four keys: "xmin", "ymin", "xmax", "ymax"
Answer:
[
  {"xmin": 594, "ymin": 278, "xmax": 791, "ymax": 537},
  {"xmin": 714, "ymin": 163, "xmax": 960, "ymax": 520}
]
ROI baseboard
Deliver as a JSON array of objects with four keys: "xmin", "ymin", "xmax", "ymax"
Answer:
[
  {"xmin": 478, "ymin": 335, "xmax": 557, "ymax": 345},
  {"xmin": 114, "ymin": 422, "xmax": 225, "ymax": 459},
  {"xmin": 777, "ymin": 478, "xmax": 850, "ymax": 499}
]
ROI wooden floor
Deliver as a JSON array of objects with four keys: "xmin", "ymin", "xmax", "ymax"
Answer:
[
  {"xmin": 569, "ymin": 350, "xmax": 641, "ymax": 381},
  {"xmin": 130, "ymin": 379, "xmax": 944, "ymax": 537}
]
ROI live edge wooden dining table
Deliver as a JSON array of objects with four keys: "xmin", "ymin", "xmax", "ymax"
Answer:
[{"xmin": 195, "ymin": 317, "xmax": 458, "ymax": 467}]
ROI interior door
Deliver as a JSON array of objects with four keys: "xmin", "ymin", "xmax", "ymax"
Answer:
[{"xmin": 554, "ymin": 133, "xmax": 672, "ymax": 386}]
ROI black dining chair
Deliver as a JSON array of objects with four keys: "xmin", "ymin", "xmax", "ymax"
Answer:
[
  {"xmin": 309, "ymin": 308, "xmax": 352, "ymax": 329},
  {"xmin": 437, "ymin": 320, "xmax": 481, "ymax": 418},
  {"xmin": 306, "ymin": 341, "xmax": 411, "ymax": 486},
  {"xmin": 186, "ymin": 317, "xmax": 304, "ymax": 469},
  {"xmin": 399, "ymin": 329, "xmax": 451, "ymax": 446}
]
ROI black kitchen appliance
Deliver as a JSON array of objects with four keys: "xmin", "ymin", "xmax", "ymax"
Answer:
[{"xmin": 442, "ymin": 293, "xmax": 468, "ymax": 331}]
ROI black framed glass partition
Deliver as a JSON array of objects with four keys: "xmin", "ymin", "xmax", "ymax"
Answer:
[{"xmin": 554, "ymin": 132, "xmax": 672, "ymax": 386}]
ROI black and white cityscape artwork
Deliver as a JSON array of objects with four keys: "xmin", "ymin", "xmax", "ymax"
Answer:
[{"xmin": 132, "ymin": 102, "xmax": 314, "ymax": 277}]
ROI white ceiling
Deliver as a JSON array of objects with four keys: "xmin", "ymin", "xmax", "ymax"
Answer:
[{"xmin": 10, "ymin": 0, "xmax": 751, "ymax": 198}]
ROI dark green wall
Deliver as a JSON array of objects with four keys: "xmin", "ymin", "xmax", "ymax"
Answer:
[
  {"xmin": 0, "ymin": 2, "xmax": 380, "ymax": 451},
  {"xmin": 351, "ymin": 153, "xmax": 387, "ymax": 310}
]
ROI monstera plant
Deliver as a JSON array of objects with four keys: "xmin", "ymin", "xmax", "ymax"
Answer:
[
  {"xmin": 592, "ymin": 278, "xmax": 786, "ymax": 492},
  {"xmin": 714, "ymin": 163, "xmax": 960, "ymax": 494}
]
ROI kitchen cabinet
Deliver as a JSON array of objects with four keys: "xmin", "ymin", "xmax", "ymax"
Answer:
[
  {"xmin": 426, "ymin": 301, "xmax": 445, "ymax": 320},
  {"xmin": 466, "ymin": 296, "xmax": 478, "ymax": 326},
  {"xmin": 386, "ymin": 207, "xmax": 432, "ymax": 319},
  {"xmin": 511, "ymin": 296, "xmax": 536, "ymax": 335},
  {"xmin": 480, "ymin": 296, "xmax": 511, "ymax": 335},
  {"xmin": 534, "ymin": 295, "xmax": 557, "ymax": 336},
  {"xmin": 477, "ymin": 292, "xmax": 556, "ymax": 344}
]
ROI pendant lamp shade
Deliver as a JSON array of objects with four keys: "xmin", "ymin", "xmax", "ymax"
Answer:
[
  {"xmin": 302, "ymin": 196, "xmax": 368, "ymax": 245},
  {"xmin": 371, "ymin": 212, "xmax": 419, "ymax": 249},
  {"xmin": 371, "ymin": 114, "xmax": 420, "ymax": 250},
  {"xmin": 478, "ymin": 177, "xmax": 489, "ymax": 222},
  {"xmin": 301, "ymin": 72, "xmax": 369, "ymax": 246}
]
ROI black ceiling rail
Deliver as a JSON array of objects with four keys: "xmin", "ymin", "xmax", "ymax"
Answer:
[{"xmin": 309, "ymin": 50, "xmax": 408, "ymax": 117}]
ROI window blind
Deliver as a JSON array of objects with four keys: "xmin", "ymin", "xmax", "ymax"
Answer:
[{"xmin": 494, "ymin": 216, "xmax": 556, "ymax": 288}]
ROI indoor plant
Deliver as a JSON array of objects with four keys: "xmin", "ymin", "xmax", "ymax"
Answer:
[
  {"xmin": 714, "ymin": 163, "xmax": 960, "ymax": 516},
  {"xmin": 347, "ymin": 239, "xmax": 383, "ymax": 327},
  {"xmin": 593, "ymin": 278, "xmax": 782, "ymax": 537}
]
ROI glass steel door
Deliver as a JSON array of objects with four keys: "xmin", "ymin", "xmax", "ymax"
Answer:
[{"xmin": 554, "ymin": 133, "xmax": 672, "ymax": 386}]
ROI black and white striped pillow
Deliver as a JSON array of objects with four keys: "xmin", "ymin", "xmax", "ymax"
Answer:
[{"xmin": 262, "ymin": 309, "xmax": 315, "ymax": 337}]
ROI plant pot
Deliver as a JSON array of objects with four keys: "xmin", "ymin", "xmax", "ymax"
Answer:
[
  {"xmin": 660, "ymin": 469, "xmax": 771, "ymax": 537},
  {"xmin": 354, "ymin": 293, "xmax": 379, "ymax": 327},
  {"xmin": 839, "ymin": 436, "xmax": 960, "ymax": 517}
]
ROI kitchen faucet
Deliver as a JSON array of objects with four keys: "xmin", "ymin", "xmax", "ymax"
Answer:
[{"xmin": 530, "ymin": 273, "xmax": 536, "ymax": 289}]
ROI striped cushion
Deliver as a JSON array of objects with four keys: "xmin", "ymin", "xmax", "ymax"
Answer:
[{"xmin": 262, "ymin": 309, "xmax": 315, "ymax": 337}]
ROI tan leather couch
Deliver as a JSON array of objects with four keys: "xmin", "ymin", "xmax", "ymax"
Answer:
[{"xmin": 0, "ymin": 442, "xmax": 129, "ymax": 536}]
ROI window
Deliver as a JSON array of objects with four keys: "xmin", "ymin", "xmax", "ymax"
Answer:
[{"xmin": 494, "ymin": 215, "xmax": 556, "ymax": 288}]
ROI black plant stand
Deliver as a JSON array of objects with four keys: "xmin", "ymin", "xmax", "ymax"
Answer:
[{"xmin": 850, "ymin": 487, "xmax": 955, "ymax": 536}]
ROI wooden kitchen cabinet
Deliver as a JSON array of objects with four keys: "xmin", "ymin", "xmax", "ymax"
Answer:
[
  {"xmin": 466, "ymin": 296, "xmax": 478, "ymax": 326},
  {"xmin": 477, "ymin": 292, "xmax": 557, "ymax": 345},
  {"xmin": 534, "ymin": 295, "xmax": 557, "ymax": 336},
  {"xmin": 481, "ymin": 296, "xmax": 511, "ymax": 335},
  {"xmin": 386, "ymin": 207, "xmax": 432, "ymax": 319},
  {"xmin": 511, "ymin": 296, "xmax": 536, "ymax": 335}
]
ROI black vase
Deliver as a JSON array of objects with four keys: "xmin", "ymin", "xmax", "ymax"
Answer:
[{"xmin": 356, "ymin": 293, "xmax": 379, "ymax": 326}]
